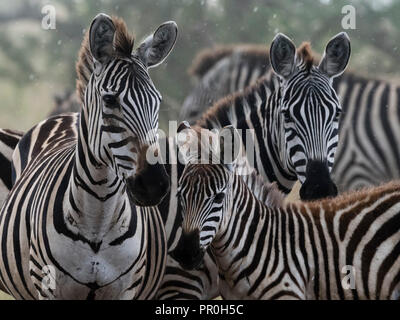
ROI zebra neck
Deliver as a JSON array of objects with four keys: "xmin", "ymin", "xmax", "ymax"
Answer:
[
  {"xmin": 213, "ymin": 174, "xmax": 272, "ymax": 274},
  {"xmin": 257, "ymin": 90, "xmax": 297, "ymax": 193},
  {"xmin": 62, "ymin": 113, "xmax": 130, "ymax": 243},
  {"xmin": 229, "ymin": 84, "xmax": 296, "ymax": 193}
]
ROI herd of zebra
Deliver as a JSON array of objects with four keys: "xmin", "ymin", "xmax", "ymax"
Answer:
[{"xmin": 0, "ymin": 13, "xmax": 399, "ymax": 300}]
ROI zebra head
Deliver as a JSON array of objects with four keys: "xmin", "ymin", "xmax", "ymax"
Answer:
[
  {"xmin": 270, "ymin": 32, "xmax": 351, "ymax": 201},
  {"xmin": 172, "ymin": 123, "xmax": 237, "ymax": 270},
  {"xmin": 84, "ymin": 14, "xmax": 177, "ymax": 206}
]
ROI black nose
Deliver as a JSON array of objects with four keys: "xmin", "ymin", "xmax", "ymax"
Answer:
[
  {"xmin": 171, "ymin": 230, "xmax": 205, "ymax": 270},
  {"xmin": 299, "ymin": 160, "xmax": 338, "ymax": 201},
  {"xmin": 127, "ymin": 162, "xmax": 170, "ymax": 206}
]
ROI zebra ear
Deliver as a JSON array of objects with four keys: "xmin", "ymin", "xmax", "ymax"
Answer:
[
  {"xmin": 176, "ymin": 121, "xmax": 193, "ymax": 165},
  {"xmin": 319, "ymin": 32, "xmax": 351, "ymax": 78},
  {"xmin": 89, "ymin": 13, "xmax": 116, "ymax": 65},
  {"xmin": 137, "ymin": 21, "xmax": 178, "ymax": 68},
  {"xmin": 219, "ymin": 125, "xmax": 241, "ymax": 171},
  {"xmin": 177, "ymin": 121, "xmax": 191, "ymax": 134},
  {"xmin": 270, "ymin": 33, "xmax": 297, "ymax": 79}
]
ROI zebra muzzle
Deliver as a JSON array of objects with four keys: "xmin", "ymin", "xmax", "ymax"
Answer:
[
  {"xmin": 299, "ymin": 160, "xmax": 338, "ymax": 201},
  {"xmin": 171, "ymin": 230, "xmax": 205, "ymax": 271},
  {"xmin": 126, "ymin": 161, "xmax": 170, "ymax": 206}
]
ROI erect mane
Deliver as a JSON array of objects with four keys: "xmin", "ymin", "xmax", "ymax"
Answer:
[
  {"xmin": 75, "ymin": 16, "xmax": 135, "ymax": 104},
  {"xmin": 301, "ymin": 181, "xmax": 400, "ymax": 211},
  {"xmin": 189, "ymin": 44, "xmax": 269, "ymax": 78},
  {"xmin": 296, "ymin": 42, "xmax": 318, "ymax": 71}
]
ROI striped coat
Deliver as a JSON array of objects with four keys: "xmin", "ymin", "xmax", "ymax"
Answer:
[
  {"xmin": 0, "ymin": 14, "xmax": 177, "ymax": 299},
  {"xmin": 174, "ymin": 127, "xmax": 400, "ymax": 300},
  {"xmin": 180, "ymin": 44, "xmax": 400, "ymax": 192}
]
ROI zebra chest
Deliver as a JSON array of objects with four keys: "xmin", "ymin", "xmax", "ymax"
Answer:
[{"xmin": 33, "ymin": 213, "xmax": 146, "ymax": 295}]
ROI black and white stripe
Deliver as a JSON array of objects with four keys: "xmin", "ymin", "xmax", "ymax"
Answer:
[
  {"xmin": 0, "ymin": 14, "xmax": 177, "ymax": 299},
  {"xmin": 156, "ymin": 33, "xmax": 350, "ymax": 299},
  {"xmin": 181, "ymin": 41, "xmax": 400, "ymax": 193},
  {"xmin": 174, "ymin": 127, "xmax": 400, "ymax": 300}
]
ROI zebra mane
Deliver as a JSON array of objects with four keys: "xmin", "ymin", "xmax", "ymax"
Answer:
[
  {"xmin": 75, "ymin": 16, "xmax": 135, "ymax": 104},
  {"xmin": 241, "ymin": 172, "xmax": 285, "ymax": 208},
  {"xmin": 298, "ymin": 181, "xmax": 400, "ymax": 213},
  {"xmin": 296, "ymin": 42, "xmax": 317, "ymax": 72},
  {"xmin": 189, "ymin": 44, "xmax": 269, "ymax": 78}
]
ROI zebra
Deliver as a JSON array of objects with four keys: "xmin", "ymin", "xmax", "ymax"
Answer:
[
  {"xmin": 197, "ymin": 32, "xmax": 351, "ymax": 200},
  {"xmin": 0, "ymin": 14, "xmax": 177, "ymax": 299},
  {"xmin": 0, "ymin": 129, "xmax": 23, "ymax": 209},
  {"xmin": 180, "ymin": 42, "xmax": 400, "ymax": 193},
  {"xmin": 173, "ymin": 124, "xmax": 400, "ymax": 300},
  {"xmin": 180, "ymin": 44, "xmax": 271, "ymax": 124},
  {"xmin": 156, "ymin": 32, "xmax": 351, "ymax": 299}
]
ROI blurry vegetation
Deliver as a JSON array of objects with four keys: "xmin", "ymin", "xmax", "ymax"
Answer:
[{"xmin": 0, "ymin": 0, "xmax": 400, "ymax": 130}]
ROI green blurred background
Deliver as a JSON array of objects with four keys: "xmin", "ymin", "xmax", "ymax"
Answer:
[{"xmin": 0, "ymin": 0, "xmax": 400, "ymax": 132}]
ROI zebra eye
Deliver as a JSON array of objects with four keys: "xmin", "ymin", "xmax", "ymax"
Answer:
[
  {"xmin": 214, "ymin": 192, "xmax": 225, "ymax": 203},
  {"xmin": 103, "ymin": 94, "xmax": 118, "ymax": 106}
]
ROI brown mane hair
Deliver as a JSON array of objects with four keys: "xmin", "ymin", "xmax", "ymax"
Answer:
[
  {"xmin": 296, "ymin": 42, "xmax": 317, "ymax": 72},
  {"xmin": 75, "ymin": 16, "xmax": 135, "ymax": 104},
  {"xmin": 295, "ymin": 181, "xmax": 400, "ymax": 218},
  {"xmin": 189, "ymin": 44, "xmax": 269, "ymax": 78}
]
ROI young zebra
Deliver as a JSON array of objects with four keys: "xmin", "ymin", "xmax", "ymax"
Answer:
[
  {"xmin": 181, "ymin": 42, "xmax": 400, "ymax": 193},
  {"xmin": 0, "ymin": 14, "xmax": 177, "ymax": 299},
  {"xmin": 156, "ymin": 32, "xmax": 351, "ymax": 300},
  {"xmin": 173, "ymin": 124, "xmax": 400, "ymax": 300}
]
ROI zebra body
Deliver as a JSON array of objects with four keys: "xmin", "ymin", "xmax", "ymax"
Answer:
[
  {"xmin": 0, "ymin": 14, "xmax": 177, "ymax": 299},
  {"xmin": 0, "ymin": 129, "xmax": 23, "ymax": 210},
  {"xmin": 196, "ymin": 33, "xmax": 351, "ymax": 200},
  {"xmin": 181, "ymin": 43, "xmax": 400, "ymax": 192},
  {"xmin": 174, "ymin": 126, "xmax": 400, "ymax": 300},
  {"xmin": 156, "ymin": 33, "xmax": 351, "ymax": 299}
]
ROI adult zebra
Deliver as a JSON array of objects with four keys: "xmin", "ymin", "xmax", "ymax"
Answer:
[
  {"xmin": 180, "ymin": 42, "xmax": 400, "ymax": 192},
  {"xmin": 173, "ymin": 124, "xmax": 400, "ymax": 300},
  {"xmin": 156, "ymin": 32, "xmax": 351, "ymax": 299},
  {"xmin": 0, "ymin": 14, "xmax": 177, "ymax": 299}
]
